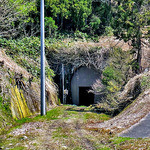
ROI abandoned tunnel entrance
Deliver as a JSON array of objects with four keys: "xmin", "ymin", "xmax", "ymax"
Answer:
[
  {"xmin": 79, "ymin": 87, "xmax": 94, "ymax": 106},
  {"xmin": 71, "ymin": 66, "xmax": 101, "ymax": 106}
]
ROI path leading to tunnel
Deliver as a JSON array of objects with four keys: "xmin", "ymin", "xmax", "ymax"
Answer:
[{"xmin": 120, "ymin": 113, "xmax": 150, "ymax": 138}]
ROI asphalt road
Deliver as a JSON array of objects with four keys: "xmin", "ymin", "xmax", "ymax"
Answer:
[{"xmin": 120, "ymin": 113, "xmax": 150, "ymax": 138}]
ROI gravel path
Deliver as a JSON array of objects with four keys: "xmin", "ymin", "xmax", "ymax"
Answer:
[{"xmin": 120, "ymin": 113, "xmax": 150, "ymax": 138}]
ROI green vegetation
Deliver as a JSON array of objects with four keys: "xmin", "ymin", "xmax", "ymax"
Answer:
[
  {"xmin": 111, "ymin": 137, "xmax": 133, "ymax": 145},
  {"xmin": 92, "ymin": 48, "xmax": 133, "ymax": 109},
  {"xmin": 83, "ymin": 113, "xmax": 109, "ymax": 122},
  {"xmin": 102, "ymin": 48, "xmax": 131, "ymax": 91},
  {"xmin": 0, "ymin": 96, "xmax": 11, "ymax": 116},
  {"xmin": 0, "ymin": 37, "xmax": 55, "ymax": 79},
  {"xmin": 1, "ymin": 0, "xmax": 149, "ymax": 70},
  {"xmin": 0, "ymin": 37, "xmax": 40, "ymax": 60},
  {"xmin": 9, "ymin": 146, "xmax": 26, "ymax": 150},
  {"xmin": 0, "ymin": 95, "xmax": 14, "ymax": 135},
  {"xmin": 0, "ymin": 0, "xmax": 150, "ymax": 149},
  {"xmin": 141, "ymin": 75, "xmax": 150, "ymax": 90},
  {"xmin": 113, "ymin": 0, "xmax": 150, "ymax": 70}
]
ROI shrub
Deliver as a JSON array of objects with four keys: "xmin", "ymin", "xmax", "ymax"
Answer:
[
  {"xmin": 45, "ymin": 17, "xmax": 58, "ymax": 37},
  {"xmin": 102, "ymin": 48, "xmax": 131, "ymax": 93},
  {"xmin": 74, "ymin": 30, "xmax": 88, "ymax": 40},
  {"xmin": 0, "ymin": 37, "xmax": 55, "ymax": 79},
  {"xmin": 93, "ymin": 48, "xmax": 132, "ymax": 111},
  {"xmin": 141, "ymin": 75, "xmax": 150, "ymax": 91},
  {"xmin": 88, "ymin": 15, "xmax": 101, "ymax": 35},
  {"xmin": 104, "ymin": 26, "xmax": 114, "ymax": 36}
]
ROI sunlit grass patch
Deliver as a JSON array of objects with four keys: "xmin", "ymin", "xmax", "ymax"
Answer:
[
  {"xmin": 79, "ymin": 105, "xmax": 87, "ymax": 107},
  {"xmin": 66, "ymin": 110, "xmax": 78, "ymax": 115},
  {"xmin": 9, "ymin": 146, "xmax": 26, "ymax": 150},
  {"xmin": 32, "ymin": 106, "xmax": 66, "ymax": 121},
  {"xmin": 15, "ymin": 117, "xmax": 32, "ymax": 125},
  {"xmin": 111, "ymin": 137, "xmax": 133, "ymax": 145},
  {"xmin": 83, "ymin": 112, "xmax": 110, "ymax": 123},
  {"xmin": 97, "ymin": 147, "xmax": 111, "ymax": 150},
  {"xmin": 44, "ymin": 107, "xmax": 65, "ymax": 120}
]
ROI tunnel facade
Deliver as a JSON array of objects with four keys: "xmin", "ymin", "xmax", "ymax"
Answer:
[{"xmin": 71, "ymin": 66, "xmax": 101, "ymax": 106}]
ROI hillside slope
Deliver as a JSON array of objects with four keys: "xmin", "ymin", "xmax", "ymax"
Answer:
[
  {"xmin": 0, "ymin": 49, "xmax": 58, "ymax": 132},
  {"xmin": 88, "ymin": 71, "xmax": 150, "ymax": 133}
]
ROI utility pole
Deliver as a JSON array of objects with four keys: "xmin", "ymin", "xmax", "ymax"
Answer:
[
  {"xmin": 40, "ymin": 0, "xmax": 46, "ymax": 115},
  {"xmin": 62, "ymin": 64, "xmax": 65, "ymax": 104}
]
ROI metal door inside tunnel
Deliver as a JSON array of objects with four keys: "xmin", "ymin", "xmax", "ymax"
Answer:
[{"xmin": 79, "ymin": 87, "xmax": 94, "ymax": 106}]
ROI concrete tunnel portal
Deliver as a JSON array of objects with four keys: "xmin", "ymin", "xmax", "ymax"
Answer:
[{"xmin": 71, "ymin": 66, "xmax": 101, "ymax": 106}]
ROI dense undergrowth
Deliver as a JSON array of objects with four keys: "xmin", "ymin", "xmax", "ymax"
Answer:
[
  {"xmin": 0, "ymin": 96, "xmax": 14, "ymax": 133},
  {"xmin": 0, "ymin": 37, "xmax": 55, "ymax": 79}
]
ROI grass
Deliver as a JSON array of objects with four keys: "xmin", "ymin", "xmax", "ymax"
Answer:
[
  {"xmin": 0, "ymin": 105, "xmax": 150, "ymax": 150},
  {"xmin": 9, "ymin": 146, "xmax": 26, "ymax": 150},
  {"xmin": 83, "ymin": 112, "xmax": 110, "ymax": 121},
  {"xmin": 52, "ymin": 127, "xmax": 73, "ymax": 139},
  {"xmin": 111, "ymin": 137, "xmax": 133, "ymax": 144},
  {"xmin": 15, "ymin": 106, "xmax": 65, "ymax": 123}
]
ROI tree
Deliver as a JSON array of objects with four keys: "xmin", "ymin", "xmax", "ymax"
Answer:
[
  {"xmin": 85, "ymin": 15, "xmax": 101, "ymax": 35},
  {"xmin": 92, "ymin": 1, "xmax": 112, "ymax": 33},
  {"xmin": 70, "ymin": 0, "xmax": 92, "ymax": 30},
  {"xmin": 0, "ymin": 0, "xmax": 37, "ymax": 38},
  {"xmin": 45, "ymin": 17, "xmax": 58, "ymax": 37},
  {"xmin": 112, "ymin": 0, "xmax": 150, "ymax": 73},
  {"xmin": 46, "ymin": 0, "xmax": 70, "ymax": 29}
]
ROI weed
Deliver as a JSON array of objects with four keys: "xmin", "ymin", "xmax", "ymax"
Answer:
[
  {"xmin": 9, "ymin": 146, "xmax": 26, "ymax": 150},
  {"xmin": 83, "ymin": 112, "xmax": 110, "ymax": 122},
  {"xmin": 141, "ymin": 75, "xmax": 150, "ymax": 90},
  {"xmin": 15, "ymin": 117, "xmax": 32, "ymax": 125},
  {"xmin": 53, "ymin": 127, "xmax": 68, "ymax": 139},
  {"xmin": 111, "ymin": 137, "xmax": 133, "ymax": 145}
]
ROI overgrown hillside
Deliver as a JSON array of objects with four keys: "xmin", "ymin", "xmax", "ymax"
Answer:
[
  {"xmin": 0, "ymin": 47, "xmax": 58, "ymax": 133},
  {"xmin": 89, "ymin": 71, "xmax": 150, "ymax": 133}
]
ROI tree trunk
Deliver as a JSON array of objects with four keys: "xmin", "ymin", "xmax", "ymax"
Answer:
[
  {"xmin": 60, "ymin": 14, "xmax": 63, "ymax": 29},
  {"xmin": 136, "ymin": 28, "xmax": 142, "ymax": 73}
]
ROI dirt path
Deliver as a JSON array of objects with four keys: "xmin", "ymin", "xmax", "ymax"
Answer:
[{"xmin": 1, "ymin": 106, "xmax": 150, "ymax": 150}]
